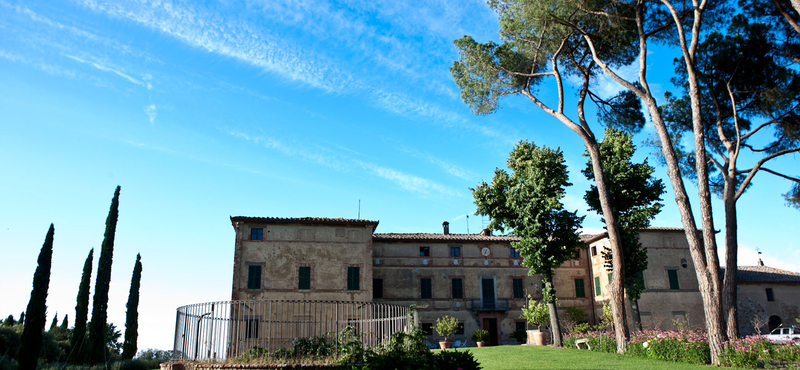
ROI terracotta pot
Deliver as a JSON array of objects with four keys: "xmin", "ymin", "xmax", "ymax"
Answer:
[
  {"xmin": 476, "ymin": 341, "xmax": 486, "ymax": 347},
  {"xmin": 439, "ymin": 341, "xmax": 452, "ymax": 349},
  {"xmin": 527, "ymin": 329, "xmax": 549, "ymax": 345}
]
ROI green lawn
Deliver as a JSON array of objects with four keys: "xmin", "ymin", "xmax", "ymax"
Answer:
[{"xmin": 446, "ymin": 345, "xmax": 748, "ymax": 370}]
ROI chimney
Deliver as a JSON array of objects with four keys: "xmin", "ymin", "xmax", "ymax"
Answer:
[
  {"xmin": 442, "ymin": 221, "xmax": 450, "ymax": 235},
  {"xmin": 479, "ymin": 228, "xmax": 492, "ymax": 236},
  {"xmin": 758, "ymin": 258, "xmax": 764, "ymax": 266}
]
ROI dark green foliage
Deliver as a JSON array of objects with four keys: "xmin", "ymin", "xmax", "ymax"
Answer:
[
  {"xmin": 0, "ymin": 327, "xmax": 22, "ymax": 360},
  {"xmin": 70, "ymin": 249, "xmax": 93, "ymax": 364},
  {"xmin": 88, "ymin": 186, "xmax": 120, "ymax": 365},
  {"xmin": 133, "ymin": 348, "xmax": 172, "ymax": 369},
  {"xmin": 118, "ymin": 359, "xmax": 148, "ymax": 370},
  {"xmin": 433, "ymin": 349, "xmax": 482, "ymax": 370},
  {"xmin": 48, "ymin": 314, "xmax": 58, "ymax": 333},
  {"xmin": 18, "ymin": 314, "xmax": 23, "ymax": 327},
  {"xmin": 368, "ymin": 325, "xmax": 434, "ymax": 370},
  {"xmin": 59, "ymin": 316, "xmax": 68, "ymax": 333},
  {"xmin": 2, "ymin": 316, "xmax": 15, "ymax": 327},
  {"xmin": 660, "ymin": 15, "xmax": 800, "ymax": 204},
  {"xmin": 583, "ymin": 128, "xmax": 665, "ymax": 301},
  {"xmin": 472, "ymin": 141, "xmax": 584, "ymax": 296},
  {"xmin": 18, "ymin": 224, "xmax": 54, "ymax": 370},
  {"xmin": 121, "ymin": 254, "xmax": 142, "ymax": 360}
]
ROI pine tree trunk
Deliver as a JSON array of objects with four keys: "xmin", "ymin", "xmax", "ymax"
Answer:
[
  {"xmin": 585, "ymin": 141, "xmax": 629, "ymax": 353},
  {"xmin": 18, "ymin": 224, "xmax": 54, "ymax": 370},
  {"xmin": 88, "ymin": 186, "xmax": 120, "ymax": 364},
  {"xmin": 544, "ymin": 276, "xmax": 563, "ymax": 347},
  {"xmin": 723, "ymin": 182, "xmax": 740, "ymax": 339}
]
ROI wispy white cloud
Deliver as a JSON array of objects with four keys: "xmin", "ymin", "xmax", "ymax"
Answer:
[
  {"xmin": 0, "ymin": 49, "xmax": 79, "ymax": 79},
  {"xmin": 143, "ymin": 104, "xmax": 157, "ymax": 125},
  {"xmin": 225, "ymin": 128, "xmax": 459, "ymax": 197},
  {"xmin": 65, "ymin": 54, "xmax": 152, "ymax": 89},
  {"xmin": 398, "ymin": 146, "xmax": 476, "ymax": 181},
  {"xmin": 356, "ymin": 160, "xmax": 461, "ymax": 197}
]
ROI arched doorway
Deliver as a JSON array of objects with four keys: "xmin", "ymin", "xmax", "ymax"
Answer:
[{"xmin": 768, "ymin": 315, "xmax": 783, "ymax": 332}]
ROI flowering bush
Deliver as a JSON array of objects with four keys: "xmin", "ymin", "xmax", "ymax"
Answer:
[{"xmin": 721, "ymin": 335, "xmax": 800, "ymax": 368}]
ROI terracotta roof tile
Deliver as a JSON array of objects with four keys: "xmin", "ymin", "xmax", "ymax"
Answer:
[
  {"xmin": 372, "ymin": 233, "xmax": 520, "ymax": 243},
  {"xmin": 731, "ymin": 266, "xmax": 800, "ymax": 283},
  {"xmin": 230, "ymin": 216, "xmax": 379, "ymax": 226}
]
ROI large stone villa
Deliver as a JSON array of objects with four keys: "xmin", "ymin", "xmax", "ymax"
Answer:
[{"xmin": 228, "ymin": 216, "xmax": 800, "ymax": 346}]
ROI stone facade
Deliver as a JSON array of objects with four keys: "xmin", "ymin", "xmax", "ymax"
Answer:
[
  {"xmin": 230, "ymin": 217, "xmax": 800, "ymax": 344},
  {"xmin": 734, "ymin": 265, "xmax": 800, "ymax": 336}
]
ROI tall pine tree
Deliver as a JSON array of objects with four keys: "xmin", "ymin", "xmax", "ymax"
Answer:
[
  {"xmin": 121, "ymin": 254, "xmax": 142, "ymax": 360},
  {"xmin": 88, "ymin": 186, "xmax": 120, "ymax": 365},
  {"xmin": 49, "ymin": 312, "xmax": 59, "ymax": 332},
  {"xmin": 18, "ymin": 224, "xmax": 54, "ymax": 370},
  {"xmin": 70, "ymin": 248, "xmax": 93, "ymax": 364},
  {"xmin": 60, "ymin": 314, "xmax": 69, "ymax": 332}
]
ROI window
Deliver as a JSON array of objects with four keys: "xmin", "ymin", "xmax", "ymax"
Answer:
[
  {"xmin": 247, "ymin": 264, "xmax": 262, "ymax": 289},
  {"xmin": 420, "ymin": 247, "xmax": 430, "ymax": 257},
  {"xmin": 594, "ymin": 276, "xmax": 601, "ymax": 296},
  {"xmin": 245, "ymin": 316, "xmax": 259, "ymax": 338},
  {"xmin": 421, "ymin": 278, "xmax": 432, "ymax": 299},
  {"xmin": 516, "ymin": 321, "xmax": 526, "ymax": 331},
  {"xmin": 455, "ymin": 323, "xmax": 465, "ymax": 335},
  {"xmin": 452, "ymin": 278, "xmax": 463, "ymax": 299},
  {"xmin": 347, "ymin": 266, "xmax": 360, "ymax": 290},
  {"xmin": 667, "ymin": 269, "xmax": 680, "ymax": 290},
  {"xmin": 450, "ymin": 246, "xmax": 461, "ymax": 257},
  {"xmin": 510, "ymin": 247, "xmax": 520, "ymax": 258},
  {"xmin": 574, "ymin": 278, "xmax": 586, "ymax": 298},
  {"xmin": 421, "ymin": 323, "xmax": 433, "ymax": 335},
  {"xmin": 636, "ymin": 271, "xmax": 645, "ymax": 290},
  {"xmin": 608, "ymin": 272, "xmax": 613, "ymax": 284},
  {"xmin": 373, "ymin": 278, "xmax": 383, "ymax": 299},
  {"xmin": 298, "ymin": 266, "xmax": 310, "ymax": 290},
  {"xmin": 250, "ymin": 228, "xmax": 263, "ymax": 240},
  {"xmin": 513, "ymin": 278, "xmax": 524, "ymax": 298},
  {"xmin": 766, "ymin": 288, "xmax": 774, "ymax": 302},
  {"xmin": 591, "ymin": 246, "xmax": 597, "ymax": 256}
]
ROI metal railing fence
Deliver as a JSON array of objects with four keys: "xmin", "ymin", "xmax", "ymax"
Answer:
[{"xmin": 172, "ymin": 300, "xmax": 411, "ymax": 361}]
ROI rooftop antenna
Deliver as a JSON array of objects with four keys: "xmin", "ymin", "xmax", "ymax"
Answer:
[
  {"xmin": 358, "ymin": 199, "xmax": 361, "ymax": 220},
  {"xmin": 466, "ymin": 214, "xmax": 469, "ymax": 234}
]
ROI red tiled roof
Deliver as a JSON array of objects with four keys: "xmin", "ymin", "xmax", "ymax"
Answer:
[
  {"xmin": 372, "ymin": 233, "xmax": 520, "ymax": 243},
  {"xmin": 733, "ymin": 266, "xmax": 800, "ymax": 283},
  {"xmin": 230, "ymin": 216, "xmax": 379, "ymax": 226}
]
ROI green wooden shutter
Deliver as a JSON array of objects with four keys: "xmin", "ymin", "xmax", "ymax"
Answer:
[
  {"xmin": 421, "ymin": 278, "xmax": 432, "ymax": 299},
  {"xmin": 668, "ymin": 269, "xmax": 680, "ymax": 290},
  {"xmin": 513, "ymin": 278, "xmax": 524, "ymax": 298},
  {"xmin": 347, "ymin": 266, "xmax": 360, "ymax": 290},
  {"xmin": 594, "ymin": 276, "xmax": 601, "ymax": 296},
  {"xmin": 298, "ymin": 266, "xmax": 310, "ymax": 290},
  {"xmin": 247, "ymin": 265, "xmax": 261, "ymax": 289},
  {"xmin": 452, "ymin": 278, "xmax": 463, "ymax": 299},
  {"xmin": 575, "ymin": 278, "xmax": 585, "ymax": 298}
]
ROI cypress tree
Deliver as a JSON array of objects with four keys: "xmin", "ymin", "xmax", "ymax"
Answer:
[
  {"xmin": 70, "ymin": 248, "xmax": 93, "ymax": 364},
  {"xmin": 19, "ymin": 312, "xmax": 25, "ymax": 325},
  {"xmin": 18, "ymin": 224, "xmax": 55, "ymax": 370},
  {"xmin": 49, "ymin": 312, "xmax": 59, "ymax": 332},
  {"xmin": 60, "ymin": 314, "xmax": 69, "ymax": 332},
  {"xmin": 121, "ymin": 254, "xmax": 142, "ymax": 360},
  {"xmin": 88, "ymin": 186, "xmax": 120, "ymax": 365}
]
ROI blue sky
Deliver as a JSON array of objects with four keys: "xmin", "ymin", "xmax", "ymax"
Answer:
[{"xmin": 1, "ymin": 0, "xmax": 797, "ymax": 352}]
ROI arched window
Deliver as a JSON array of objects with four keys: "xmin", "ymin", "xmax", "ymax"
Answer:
[{"xmin": 768, "ymin": 315, "xmax": 783, "ymax": 332}]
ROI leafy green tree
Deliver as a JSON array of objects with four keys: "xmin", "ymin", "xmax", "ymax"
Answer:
[
  {"xmin": 583, "ymin": 127, "xmax": 665, "ymax": 331},
  {"xmin": 88, "ymin": 186, "xmax": 121, "ymax": 365},
  {"xmin": 452, "ymin": 0, "xmax": 640, "ymax": 350},
  {"xmin": 18, "ymin": 224, "xmax": 54, "ymax": 370},
  {"xmin": 70, "ymin": 248, "xmax": 93, "ymax": 364},
  {"xmin": 472, "ymin": 141, "xmax": 584, "ymax": 346},
  {"xmin": 122, "ymin": 254, "xmax": 142, "ymax": 360},
  {"xmin": 659, "ymin": 14, "xmax": 800, "ymax": 339}
]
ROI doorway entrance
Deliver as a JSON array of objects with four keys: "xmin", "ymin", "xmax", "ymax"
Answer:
[{"xmin": 482, "ymin": 318, "xmax": 499, "ymax": 346}]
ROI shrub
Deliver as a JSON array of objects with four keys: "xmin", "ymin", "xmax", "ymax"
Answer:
[
  {"xmin": 520, "ymin": 296, "xmax": 549, "ymax": 330},
  {"xmin": 721, "ymin": 335, "xmax": 800, "ymax": 368},
  {"xmin": 434, "ymin": 316, "xmax": 459, "ymax": 342},
  {"xmin": 510, "ymin": 329, "xmax": 526, "ymax": 342},
  {"xmin": 628, "ymin": 329, "xmax": 710, "ymax": 365},
  {"xmin": 471, "ymin": 330, "xmax": 489, "ymax": 343},
  {"xmin": 369, "ymin": 325, "xmax": 433, "ymax": 370},
  {"xmin": 117, "ymin": 359, "xmax": 148, "ymax": 370},
  {"xmin": 433, "ymin": 349, "xmax": 482, "ymax": 370}
]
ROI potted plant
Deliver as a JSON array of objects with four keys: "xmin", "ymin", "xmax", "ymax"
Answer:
[
  {"xmin": 471, "ymin": 329, "xmax": 489, "ymax": 347},
  {"xmin": 434, "ymin": 315, "xmax": 459, "ymax": 349},
  {"xmin": 520, "ymin": 295, "xmax": 550, "ymax": 345},
  {"xmin": 510, "ymin": 328, "xmax": 527, "ymax": 344}
]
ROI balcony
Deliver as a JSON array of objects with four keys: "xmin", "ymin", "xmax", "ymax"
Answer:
[{"xmin": 469, "ymin": 298, "xmax": 510, "ymax": 311}]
